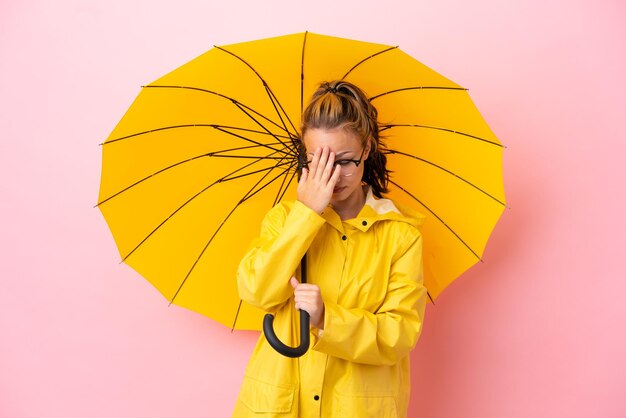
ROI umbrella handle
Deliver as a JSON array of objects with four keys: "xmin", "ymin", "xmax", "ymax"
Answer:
[
  {"xmin": 262, "ymin": 253, "xmax": 310, "ymax": 358},
  {"xmin": 263, "ymin": 310, "xmax": 310, "ymax": 358}
]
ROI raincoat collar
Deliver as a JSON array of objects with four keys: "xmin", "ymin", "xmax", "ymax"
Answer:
[{"xmin": 321, "ymin": 186, "xmax": 425, "ymax": 233}]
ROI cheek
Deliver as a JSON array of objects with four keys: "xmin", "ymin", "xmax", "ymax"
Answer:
[{"xmin": 341, "ymin": 172, "xmax": 363, "ymax": 187}]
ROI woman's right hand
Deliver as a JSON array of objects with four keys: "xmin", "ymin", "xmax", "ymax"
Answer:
[{"xmin": 297, "ymin": 146, "xmax": 342, "ymax": 214}]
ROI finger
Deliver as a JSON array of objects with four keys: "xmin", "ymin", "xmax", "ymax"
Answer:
[
  {"xmin": 309, "ymin": 147, "xmax": 321, "ymax": 178},
  {"xmin": 293, "ymin": 284, "xmax": 318, "ymax": 295},
  {"xmin": 294, "ymin": 293, "xmax": 320, "ymax": 308},
  {"xmin": 328, "ymin": 163, "xmax": 342, "ymax": 187},
  {"xmin": 294, "ymin": 301, "xmax": 312, "ymax": 314},
  {"xmin": 295, "ymin": 284, "xmax": 320, "ymax": 293},
  {"xmin": 293, "ymin": 291, "xmax": 315, "ymax": 303},
  {"xmin": 290, "ymin": 276, "xmax": 299, "ymax": 289},
  {"xmin": 299, "ymin": 167, "xmax": 308, "ymax": 184},
  {"xmin": 315, "ymin": 146, "xmax": 330, "ymax": 180},
  {"xmin": 320, "ymin": 151, "xmax": 336, "ymax": 182}
]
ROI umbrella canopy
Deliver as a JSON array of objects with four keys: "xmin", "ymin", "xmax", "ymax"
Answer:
[{"xmin": 98, "ymin": 32, "xmax": 505, "ymax": 331}]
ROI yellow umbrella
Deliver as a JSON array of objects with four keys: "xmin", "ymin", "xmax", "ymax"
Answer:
[{"xmin": 97, "ymin": 32, "xmax": 505, "ymax": 331}]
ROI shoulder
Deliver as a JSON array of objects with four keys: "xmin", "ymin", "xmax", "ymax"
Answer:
[
  {"xmin": 366, "ymin": 195, "xmax": 424, "ymax": 257},
  {"xmin": 261, "ymin": 200, "xmax": 317, "ymax": 228},
  {"xmin": 391, "ymin": 200, "xmax": 425, "ymax": 232},
  {"xmin": 257, "ymin": 201, "xmax": 291, "ymax": 231}
]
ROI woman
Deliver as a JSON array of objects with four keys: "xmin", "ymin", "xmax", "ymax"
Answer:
[{"xmin": 233, "ymin": 80, "xmax": 427, "ymax": 417}]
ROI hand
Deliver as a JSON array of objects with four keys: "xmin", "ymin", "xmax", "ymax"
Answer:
[
  {"xmin": 297, "ymin": 146, "xmax": 342, "ymax": 214},
  {"xmin": 290, "ymin": 276, "xmax": 325, "ymax": 329}
]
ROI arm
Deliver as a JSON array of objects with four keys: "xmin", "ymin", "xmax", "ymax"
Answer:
[
  {"xmin": 312, "ymin": 230, "xmax": 427, "ymax": 366},
  {"xmin": 237, "ymin": 145, "xmax": 339, "ymax": 312},
  {"xmin": 236, "ymin": 200, "xmax": 325, "ymax": 312}
]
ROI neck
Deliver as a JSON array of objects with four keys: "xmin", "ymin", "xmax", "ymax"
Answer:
[{"xmin": 331, "ymin": 185, "xmax": 367, "ymax": 220}]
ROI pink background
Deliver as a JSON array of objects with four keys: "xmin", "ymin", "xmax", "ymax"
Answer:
[{"xmin": 1, "ymin": 1, "xmax": 625, "ymax": 417}]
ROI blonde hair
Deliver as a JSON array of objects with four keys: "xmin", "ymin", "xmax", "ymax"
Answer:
[{"xmin": 300, "ymin": 80, "xmax": 389, "ymax": 197}]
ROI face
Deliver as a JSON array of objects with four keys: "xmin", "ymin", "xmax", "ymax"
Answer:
[{"xmin": 302, "ymin": 128, "xmax": 370, "ymax": 206}]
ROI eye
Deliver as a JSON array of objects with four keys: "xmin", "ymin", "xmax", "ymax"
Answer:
[{"xmin": 334, "ymin": 159, "xmax": 353, "ymax": 167}]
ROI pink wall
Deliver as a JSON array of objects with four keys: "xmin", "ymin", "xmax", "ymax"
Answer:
[{"xmin": 1, "ymin": 1, "xmax": 625, "ymax": 417}]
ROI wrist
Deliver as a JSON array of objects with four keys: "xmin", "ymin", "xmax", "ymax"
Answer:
[
  {"xmin": 315, "ymin": 306, "xmax": 325, "ymax": 330},
  {"xmin": 297, "ymin": 198, "xmax": 325, "ymax": 215}
]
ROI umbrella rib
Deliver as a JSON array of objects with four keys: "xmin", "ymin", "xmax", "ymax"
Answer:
[
  {"xmin": 387, "ymin": 149, "xmax": 506, "ymax": 207},
  {"xmin": 219, "ymin": 160, "xmax": 293, "ymax": 184},
  {"xmin": 212, "ymin": 125, "xmax": 289, "ymax": 153},
  {"xmin": 381, "ymin": 123, "xmax": 503, "ymax": 148},
  {"xmin": 341, "ymin": 45, "xmax": 399, "ymax": 80},
  {"xmin": 370, "ymin": 86, "xmax": 467, "ymax": 101},
  {"xmin": 214, "ymin": 46, "xmax": 300, "ymax": 140},
  {"xmin": 112, "ymin": 150, "xmax": 287, "ymax": 260},
  {"xmin": 300, "ymin": 31, "xmax": 308, "ymax": 118},
  {"xmin": 389, "ymin": 179, "xmax": 482, "ymax": 262},
  {"xmin": 207, "ymin": 154, "xmax": 286, "ymax": 160},
  {"xmin": 231, "ymin": 300, "xmax": 244, "ymax": 331},
  {"xmin": 231, "ymin": 101, "xmax": 296, "ymax": 154},
  {"xmin": 144, "ymin": 85, "xmax": 290, "ymax": 137},
  {"xmin": 263, "ymin": 83, "xmax": 300, "ymax": 144},
  {"xmin": 102, "ymin": 124, "xmax": 291, "ymax": 146},
  {"xmin": 238, "ymin": 155, "xmax": 296, "ymax": 204},
  {"xmin": 169, "ymin": 154, "xmax": 295, "ymax": 309},
  {"xmin": 97, "ymin": 148, "xmax": 289, "ymax": 206},
  {"xmin": 273, "ymin": 162, "xmax": 299, "ymax": 207},
  {"xmin": 207, "ymin": 143, "xmax": 286, "ymax": 157}
]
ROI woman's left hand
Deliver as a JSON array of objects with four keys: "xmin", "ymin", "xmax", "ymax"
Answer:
[{"xmin": 290, "ymin": 277, "xmax": 325, "ymax": 329}]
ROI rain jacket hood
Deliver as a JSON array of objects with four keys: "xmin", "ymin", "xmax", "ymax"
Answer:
[{"xmin": 234, "ymin": 187, "xmax": 427, "ymax": 417}]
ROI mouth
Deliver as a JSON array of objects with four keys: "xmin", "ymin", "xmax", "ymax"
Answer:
[{"xmin": 333, "ymin": 186, "xmax": 345, "ymax": 194}]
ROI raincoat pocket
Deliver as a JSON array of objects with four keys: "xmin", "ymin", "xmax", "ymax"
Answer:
[
  {"xmin": 239, "ymin": 375, "xmax": 295, "ymax": 414},
  {"xmin": 333, "ymin": 390, "xmax": 398, "ymax": 418}
]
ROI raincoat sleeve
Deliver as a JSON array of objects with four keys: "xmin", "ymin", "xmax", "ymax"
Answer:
[
  {"xmin": 237, "ymin": 200, "xmax": 326, "ymax": 313},
  {"xmin": 312, "ymin": 229, "xmax": 427, "ymax": 366}
]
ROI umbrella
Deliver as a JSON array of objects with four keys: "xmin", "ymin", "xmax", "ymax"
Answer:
[{"xmin": 97, "ymin": 32, "xmax": 506, "ymax": 332}]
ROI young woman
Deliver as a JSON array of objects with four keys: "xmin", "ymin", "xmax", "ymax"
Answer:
[{"xmin": 233, "ymin": 80, "xmax": 427, "ymax": 417}]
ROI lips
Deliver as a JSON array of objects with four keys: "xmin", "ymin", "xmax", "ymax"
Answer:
[{"xmin": 333, "ymin": 186, "xmax": 345, "ymax": 194}]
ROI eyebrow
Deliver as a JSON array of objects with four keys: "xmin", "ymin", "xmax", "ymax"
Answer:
[{"xmin": 306, "ymin": 151, "xmax": 353, "ymax": 157}]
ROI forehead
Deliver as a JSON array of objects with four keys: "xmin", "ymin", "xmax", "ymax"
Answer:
[{"xmin": 302, "ymin": 128, "xmax": 361, "ymax": 153}]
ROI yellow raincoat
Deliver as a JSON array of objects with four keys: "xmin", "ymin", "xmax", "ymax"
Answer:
[{"xmin": 233, "ymin": 188, "xmax": 427, "ymax": 418}]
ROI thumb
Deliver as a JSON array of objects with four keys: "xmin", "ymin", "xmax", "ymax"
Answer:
[{"xmin": 289, "ymin": 276, "xmax": 299, "ymax": 289}]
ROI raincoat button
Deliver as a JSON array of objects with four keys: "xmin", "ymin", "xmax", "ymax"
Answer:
[
  {"xmin": 362, "ymin": 220, "xmax": 367, "ymax": 226},
  {"xmin": 342, "ymin": 235, "xmax": 347, "ymax": 241},
  {"xmin": 314, "ymin": 395, "xmax": 320, "ymax": 401}
]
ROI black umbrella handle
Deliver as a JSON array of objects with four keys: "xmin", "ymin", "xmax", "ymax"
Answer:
[
  {"xmin": 263, "ymin": 310, "xmax": 310, "ymax": 358},
  {"xmin": 262, "ymin": 254, "xmax": 310, "ymax": 358}
]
